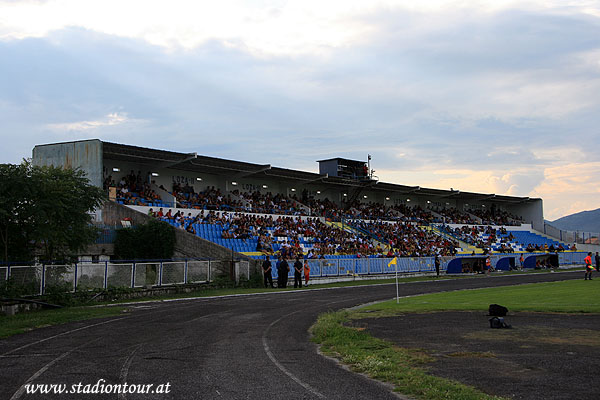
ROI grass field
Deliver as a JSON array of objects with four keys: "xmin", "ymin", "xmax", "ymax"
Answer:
[
  {"xmin": 358, "ymin": 279, "xmax": 600, "ymax": 315},
  {"xmin": 0, "ymin": 307, "xmax": 126, "ymax": 339},
  {"xmin": 311, "ymin": 279, "xmax": 599, "ymax": 400}
]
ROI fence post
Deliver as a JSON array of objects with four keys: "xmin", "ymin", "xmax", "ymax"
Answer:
[
  {"xmin": 104, "ymin": 261, "xmax": 108, "ymax": 289},
  {"xmin": 159, "ymin": 261, "xmax": 163, "ymax": 286},
  {"xmin": 184, "ymin": 259, "xmax": 188, "ymax": 284},
  {"xmin": 337, "ymin": 259, "xmax": 340, "ymax": 276},
  {"xmin": 74, "ymin": 263, "xmax": 78, "ymax": 293},
  {"xmin": 208, "ymin": 261, "xmax": 211, "ymax": 283},
  {"xmin": 7, "ymin": 264, "xmax": 10, "ymax": 281},
  {"xmin": 40, "ymin": 264, "xmax": 46, "ymax": 295},
  {"xmin": 367, "ymin": 257, "xmax": 370, "ymax": 275},
  {"xmin": 131, "ymin": 262, "xmax": 136, "ymax": 288}
]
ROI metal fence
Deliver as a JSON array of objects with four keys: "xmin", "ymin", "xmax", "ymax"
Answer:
[
  {"xmin": 1, "ymin": 252, "xmax": 589, "ymax": 296},
  {"xmin": 544, "ymin": 223, "xmax": 600, "ymax": 246},
  {"xmin": 267, "ymin": 257, "xmax": 436, "ymax": 279},
  {"xmin": 558, "ymin": 252, "xmax": 589, "ymax": 266},
  {"xmin": 266, "ymin": 252, "xmax": 590, "ymax": 279},
  {"xmin": 0, "ymin": 260, "xmax": 247, "ymax": 295}
]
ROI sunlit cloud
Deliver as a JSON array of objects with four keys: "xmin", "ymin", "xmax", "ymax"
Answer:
[{"xmin": 46, "ymin": 112, "xmax": 136, "ymax": 132}]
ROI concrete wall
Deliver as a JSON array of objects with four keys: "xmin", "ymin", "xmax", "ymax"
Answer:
[
  {"xmin": 511, "ymin": 199, "xmax": 544, "ymax": 231},
  {"xmin": 100, "ymin": 201, "xmax": 260, "ymax": 275},
  {"xmin": 32, "ymin": 139, "xmax": 103, "ymax": 188}
]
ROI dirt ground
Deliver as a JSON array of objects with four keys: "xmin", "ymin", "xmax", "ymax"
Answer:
[{"xmin": 357, "ymin": 311, "xmax": 600, "ymax": 399}]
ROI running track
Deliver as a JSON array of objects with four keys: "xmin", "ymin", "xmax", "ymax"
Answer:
[{"xmin": 0, "ymin": 271, "xmax": 582, "ymax": 399}]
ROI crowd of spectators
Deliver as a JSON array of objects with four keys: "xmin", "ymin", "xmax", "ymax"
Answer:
[
  {"xmin": 173, "ymin": 185, "xmax": 241, "ymax": 211},
  {"xmin": 525, "ymin": 243, "xmax": 566, "ymax": 252},
  {"xmin": 150, "ymin": 204, "xmax": 573, "ymax": 259},
  {"xmin": 350, "ymin": 220, "xmax": 459, "ymax": 257},
  {"xmin": 431, "ymin": 207, "xmax": 477, "ymax": 224},
  {"xmin": 105, "ymin": 167, "xmax": 527, "ymax": 229},
  {"xmin": 470, "ymin": 209, "xmax": 522, "ymax": 226},
  {"xmin": 155, "ymin": 210, "xmax": 380, "ymax": 258},
  {"xmin": 109, "ymin": 170, "xmax": 165, "ymax": 207},
  {"xmin": 110, "ymin": 175, "xmax": 546, "ymax": 259},
  {"xmin": 235, "ymin": 191, "xmax": 304, "ymax": 215},
  {"xmin": 441, "ymin": 224, "xmax": 569, "ymax": 254}
]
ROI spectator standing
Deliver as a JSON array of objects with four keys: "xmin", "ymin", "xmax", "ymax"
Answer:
[
  {"xmin": 293, "ymin": 257, "xmax": 303, "ymax": 288},
  {"xmin": 277, "ymin": 256, "xmax": 290, "ymax": 288},
  {"xmin": 584, "ymin": 252, "xmax": 593, "ymax": 280},
  {"xmin": 304, "ymin": 259, "xmax": 310, "ymax": 286},
  {"xmin": 435, "ymin": 255, "xmax": 440, "ymax": 277},
  {"xmin": 262, "ymin": 255, "xmax": 274, "ymax": 288},
  {"xmin": 519, "ymin": 254, "xmax": 524, "ymax": 269}
]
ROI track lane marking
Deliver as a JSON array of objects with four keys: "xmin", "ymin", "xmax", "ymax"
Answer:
[
  {"xmin": 9, "ymin": 338, "xmax": 101, "ymax": 400},
  {"xmin": 2, "ymin": 300, "xmax": 208, "ymax": 357},
  {"xmin": 262, "ymin": 310, "xmax": 326, "ymax": 399},
  {"xmin": 118, "ymin": 344, "xmax": 143, "ymax": 400},
  {"xmin": 260, "ymin": 297, "xmax": 358, "ymax": 399},
  {"xmin": 2, "ymin": 317, "xmax": 129, "ymax": 356}
]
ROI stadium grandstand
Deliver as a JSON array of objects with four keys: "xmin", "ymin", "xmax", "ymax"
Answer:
[{"xmin": 31, "ymin": 139, "xmax": 587, "ymax": 275}]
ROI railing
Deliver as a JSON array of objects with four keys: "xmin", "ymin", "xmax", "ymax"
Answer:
[
  {"xmin": 544, "ymin": 223, "xmax": 599, "ymax": 245},
  {"xmin": 0, "ymin": 259, "xmax": 250, "ymax": 296},
  {"xmin": 557, "ymin": 252, "xmax": 589, "ymax": 266},
  {"xmin": 1, "ymin": 252, "xmax": 588, "ymax": 297}
]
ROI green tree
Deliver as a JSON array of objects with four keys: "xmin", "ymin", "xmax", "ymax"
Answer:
[
  {"xmin": 114, "ymin": 219, "xmax": 176, "ymax": 260},
  {"xmin": 0, "ymin": 160, "xmax": 105, "ymax": 262},
  {"xmin": 0, "ymin": 163, "xmax": 32, "ymax": 262}
]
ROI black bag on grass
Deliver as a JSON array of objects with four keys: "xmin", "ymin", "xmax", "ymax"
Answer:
[{"xmin": 489, "ymin": 304, "xmax": 508, "ymax": 316}]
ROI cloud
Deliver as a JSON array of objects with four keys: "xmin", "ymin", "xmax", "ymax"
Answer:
[
  {"xmin": 46, "ymin": 112, "xmax": 136, "ymax": 131},
  {"xmin": 532, "ymin": 161, "xmax": 600, "ymax": 219},
  {"xmin": 0, "ymin": 2, "xmax": 599, "ymax": 220}
]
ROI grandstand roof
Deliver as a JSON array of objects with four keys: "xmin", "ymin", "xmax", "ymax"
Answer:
[
  {"xmin": 102, "ymin": 140, "xmax": 538, "ymax": 204},
  {"xmin": 316, "ymin": 157, "xmax": 367, "ymax": 165}
]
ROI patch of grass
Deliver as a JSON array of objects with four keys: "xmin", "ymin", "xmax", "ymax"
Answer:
[
  {"xmin": 311, "ymin": 279, "xmax": 596, "ymax": 399},
  {"xmin": 0, "ymin": 306, "xmax": 126, "ymax": 339},
  {"xmin": 357, "ymin": 280, "xmax": 600, "ymax": 316},
  {"xmin": 311, "ymin": 311, "xmax": 505, "ymax": 400}
]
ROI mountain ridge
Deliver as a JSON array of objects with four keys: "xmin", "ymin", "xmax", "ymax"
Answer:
[{"xmin": 549, "ymin": 208, "xmax": 600, "ymax": 232}]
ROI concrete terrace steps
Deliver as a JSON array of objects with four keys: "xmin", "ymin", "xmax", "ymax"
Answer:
[
  {"xmin": 533, "ymin": 229, "xmax": 570, "ymax": 246},
  {"xmin": 327, "ymin": 220, "xmax": 392, "ymax": 249}
]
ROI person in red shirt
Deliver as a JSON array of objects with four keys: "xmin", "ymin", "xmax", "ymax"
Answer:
[
  {"xmin": 485, "ymin": 256, "xmax": 493, "ymax": 275},
  {"xmin": 303, "ymin": 259, "xmax": 310, "ymax": 286},
  {"xmin": 584, "ymin": 252, "xmax": 593, "ymax": 280}
]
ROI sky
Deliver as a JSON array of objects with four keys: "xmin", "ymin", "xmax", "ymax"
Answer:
[{"xmin": 1, "ymin": 0, "xmax": 599, "ymax": 220}]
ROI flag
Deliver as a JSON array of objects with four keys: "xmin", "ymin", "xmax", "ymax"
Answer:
[{"xmin": 387, "ymin": 257, "xmax": 397, "ymax": 267}]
